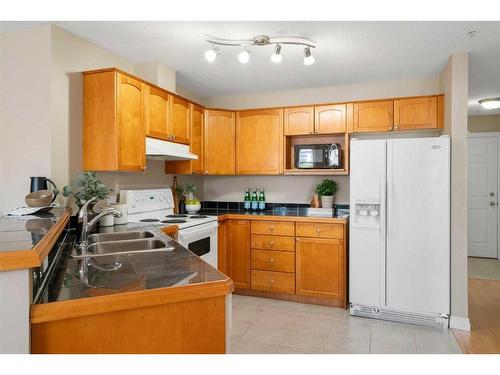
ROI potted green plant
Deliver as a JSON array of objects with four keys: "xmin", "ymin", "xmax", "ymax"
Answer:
[
  {"xmin": 62, "ymin": 172, "xmax": 112, "ymax": 212},
  {"xmin": 315, "ymin": 179, "xmax": 337, "ymax": 208}
]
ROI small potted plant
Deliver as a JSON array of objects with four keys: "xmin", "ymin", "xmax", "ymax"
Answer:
[
  {"xmin": 174, "ymin": 186, "xmax": 187, "ymax": 214},
  {"xmin": 315, "ymin": 179, "xmax": 337, "ymax": 208},
  {"xmin": 184, "ymin": 182, "xmax": 201, "ymax": 213},
  {"xmin": 62, "ymin": 172, "xmax": 112, "ymax": 212}
]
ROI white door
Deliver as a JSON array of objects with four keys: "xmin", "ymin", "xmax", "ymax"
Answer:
[
  {"xmin": 386, "ymin": 137, "xmax": 450, "ymax": 315},
  {"xmin": 350, "ymin": 139, "xmax": 387, "ymax": 307},
  {"xmin": 468, "ymin": 136, "xmax": 498, "ymax": 258}
]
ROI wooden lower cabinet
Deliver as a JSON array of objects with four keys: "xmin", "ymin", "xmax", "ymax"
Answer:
[
  {"xmin": 295, "ymin": 237, "xmax": 345, "ymax": 301},
  {"xmin": 251, "ymin": 270, "xmax": 295, "ymax": 294},
  {"xmin": 226, "ymin": 220, "xmax": 251, "ymax": 289},
  {"xmin": 251, "ymin": 249, "xmax": 295, "ymax": 273}
]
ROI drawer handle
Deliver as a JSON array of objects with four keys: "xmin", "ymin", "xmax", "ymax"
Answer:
[
  {"xmin": 269, "ymin": 241, "xmax": 275, "ymax": 246},
  {"xmin": 316, "ymin": 228, "xmax": 321, "ymax": 233},
  {"xmin": 269, "ymin": 258, "xmax": 275, "ymax": 264},
  {"xmin": 269, "ymin": 226, "xmax": 275, "ymax": 231}
]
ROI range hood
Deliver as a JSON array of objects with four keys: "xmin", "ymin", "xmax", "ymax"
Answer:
[{"xmin": 146, "ymin": 137, "xmax": 198, "ymax": 161}]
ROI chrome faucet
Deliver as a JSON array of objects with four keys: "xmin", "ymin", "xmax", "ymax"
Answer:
[{"xmin": 77, "ymin": 197, "xmax": 123, "ymax": 255}]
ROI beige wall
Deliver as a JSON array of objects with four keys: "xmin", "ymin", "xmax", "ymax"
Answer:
[
  {"xmin": 204, "ymin": 76, "xmax": 441, "ymax": 204},
  {"xmin": 0, "ymin": 24, "xmax": 52, "ymax": 213},
  {"xmin": 468, "ymin": 114, "xmax": 500, "ymax": 133},
  {"xmin": 133, "ymin": 61, "xmax": 176, "ymax": 92},
  {"xmin": 439, "ymin": 53, "xmax": 469, "ymax": 327}
]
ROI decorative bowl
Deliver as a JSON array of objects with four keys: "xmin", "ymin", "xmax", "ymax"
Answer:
[
  {"xmin": 185, "ymin": 203, "xmax": 201, "ymax": 213},
  {"xmin": 25, "ymin": 190, "xmax": 53, "ymax": 207}
]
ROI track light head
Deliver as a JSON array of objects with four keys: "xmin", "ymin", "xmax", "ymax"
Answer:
[
  {"xmin": 271, "ymin": 44, "xmax": 282, "ymax": 63},
  {"xmin": 204, "ymin": 45, "xmax": 220, "ymax": 62},
  {"xmin": 303, "ymin": 47, "xmax": 315, "ymax": 66}
]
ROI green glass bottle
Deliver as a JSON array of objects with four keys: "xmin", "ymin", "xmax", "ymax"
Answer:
[
  {"xmin": 244, "ymin": 188, "xmax": 251, "ymax": 210},
  {"xmin": 258, "ymin": 189, "xmax": 266, "ymax": 211},
  {"xmin": 251, "ymin": 189, "xmax": 258, "ymax": 211}
]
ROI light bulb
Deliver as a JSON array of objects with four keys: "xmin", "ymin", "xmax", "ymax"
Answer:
[
  {"xmin": 271, "ymin": 45, "xmax": 282, "ymax": 63},
  {"xmin": 204, "ymin": 45, "xmax": 220, "ymax": 62},
  {"xmin": 238, "ymin": 49, "xmax": 251, "ymax": 64},
  {"xmin": 303, "ymin": 47, "xmax": 315, "ymax": 66},
  {"xmin": 479, "ymin": 98, "xmax": 500, "ymax": 110}
]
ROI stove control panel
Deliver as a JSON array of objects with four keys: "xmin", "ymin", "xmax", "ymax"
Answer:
[{"xmin": 119, "ymin": 189, "xmax": 174, "ymax": 214}]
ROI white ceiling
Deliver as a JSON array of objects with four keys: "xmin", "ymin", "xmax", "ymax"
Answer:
[{"xmin": 1, "ymin": 21, "xmax": 500, "ymax": 115}]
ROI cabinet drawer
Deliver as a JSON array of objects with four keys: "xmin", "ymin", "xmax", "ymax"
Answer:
[
  {"xmin": 251, "ymin": 249, "xmax": 295, "ymax": 273},
  {"xmin": 296, "ymin": 222, "xmax": 344, "ymax": 239},
  {"xmin": 251, "ymin": 270, "xmax": 295, "ymax": 294},
  {"xmin": 251, "ymin": 235, "xmax": 295, "ymax": 252},
  {"xmin": 251, "ymin": 221, "xmax": 295, "ymax": 236}
]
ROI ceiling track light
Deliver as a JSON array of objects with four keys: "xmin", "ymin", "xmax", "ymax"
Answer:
[
  {"xmin": 204, "ymin": 44, "xmax": 220, "ymax": 62},
  {"xmin": 303, "ymin": 46, "xmax": 315, "ymax": 66},
  {"xmin": 203, "ymin": 34, "xmax": 317, "ymax": 65},
  {"xmin": 479, "ymin": 97, "xmax": 500, "ymax": 110},
  {"xmin": 271, "ymin": 44, "xmax": 282, "ymax": 63}
]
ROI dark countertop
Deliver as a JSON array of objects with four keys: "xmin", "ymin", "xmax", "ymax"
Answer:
[
  {"xmin": 36, "ymin": 224, "xmax": 227, "ymax": 304},
  {"xmin": 198, "ymin": 207, "xmax": 349, "ymax": 220},
  {"xmin": 0, "ymin": 208, "xmax": 69, "ymax": 253}
]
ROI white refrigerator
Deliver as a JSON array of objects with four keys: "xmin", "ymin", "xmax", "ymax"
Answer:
[{"xmin": 349, "ymin": 136, "xmax": 450, "ymax": 328}]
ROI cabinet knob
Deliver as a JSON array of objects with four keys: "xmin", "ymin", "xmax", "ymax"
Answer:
[
  {"xmin": 172, "ymin": 135, "xmax": 176, "ymax": 140},
  {"xmin": 269, "ymin": 226, "xmax": 275, "ymax": 231},
  {"xmin": 388, "ymin": 126, "xmax": 393, "ymax": 130},
  {"xmin": 395, "ymin": 125, "xmax": 400, "ymax": 130},
  {"xmin": 269, "ymin": 279, "xmax": 274, "ymax": 285},
  {"xmin": 269, "ymin": 241, "xmax": 275, "ymax": 246},
  {"xmin": 316, "ymin": 228, "xmax": 321, "ymax": 233},
  {"xmin": 269, "ymin": 258, "xmax": 275, "ymax": 264}
]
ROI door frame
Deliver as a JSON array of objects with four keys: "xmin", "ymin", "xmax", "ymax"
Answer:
[{"xmin": 468, "ymin": 132, "xmax": 500, "ymax": 259}]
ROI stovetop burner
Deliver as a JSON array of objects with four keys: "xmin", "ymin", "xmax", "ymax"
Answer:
[
  {"xmin": 140, "ymin": 218, "xmax": 160, "ymax": 222},
  {"xmin": 166, "ymin": 214, "xmax": 189, "ymax": 218},
  {"xmin": 190, "ymin": 215, "xmax": 208, "ymax": 219},
  {"xmin": 161, "ymin": 219, "xmax": 187, "ymax": 224}
]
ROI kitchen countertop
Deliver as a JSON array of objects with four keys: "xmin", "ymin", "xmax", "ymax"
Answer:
[
  {"xmin": 0, "ymin": 208, "xmax": 71, "ymax": 271},
  {"xmin": 35, "ymin": 223, "xmax": 228, "ymax": 304},
  {"xmin": 198, "ymin": 208, "xmax": 349, "ymax": 222}
]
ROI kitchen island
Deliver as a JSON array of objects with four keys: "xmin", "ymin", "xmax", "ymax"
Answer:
[{"xmin": 30, "ymin": 224, "xmax": 233, "ymax": 354}]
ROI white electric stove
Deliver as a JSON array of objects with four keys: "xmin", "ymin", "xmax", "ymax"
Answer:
[{"xmin": 119, "ymin": 188, "xmax": 218, "ymax": 268}]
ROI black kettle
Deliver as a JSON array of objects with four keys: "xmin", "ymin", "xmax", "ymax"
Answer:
[{"xmin": 30, "ymin": 177, "xmax": 59, "ymax": 203}]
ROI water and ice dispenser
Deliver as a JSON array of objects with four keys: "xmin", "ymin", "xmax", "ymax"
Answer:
[{"xmin": 352, "ymin": 187, "xmax": 382, "ymax": 227}]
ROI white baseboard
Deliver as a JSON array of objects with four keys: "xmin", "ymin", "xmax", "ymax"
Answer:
[{"xmin": 450, "ymin": 316, "xmax": 471, "ymax": 331}]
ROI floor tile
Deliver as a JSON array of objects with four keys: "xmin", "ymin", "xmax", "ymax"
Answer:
[
  {"xmin": 323, "ymin": 335, "xmax": 370, "ymax": 354},
  {"xmin": 413, "ymin": 326, "xmax": 462, "ymax": 354},
  {"xmin": 240, "ymin": 322, "xmax": 290, "ymax": 345},
  {"xmin": 280, "ymin": 328, "xmax": 328, "ymax": 351},
  {"xmin": 370, "ymin": 320, "xmax": 416, "ymax": 353},
  {"xmin": 329, "ymin": 318, "xmax": 372, "ymax": 340},
  {"xmin": 274, "ymin": 345, "xmax": 323, "ymax": 354},
  {"xmin": 230, "ymin": 339, "xmax": 278, "ymax": 354}
]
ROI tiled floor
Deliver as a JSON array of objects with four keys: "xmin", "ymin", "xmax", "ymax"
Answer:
[
  {"xmin": 229, "ymin": 295, "xmax": 462, "ymax": 354},
  {"xmin": 468, "ymin": 257, "xmax": 500, "ymax": 281}
]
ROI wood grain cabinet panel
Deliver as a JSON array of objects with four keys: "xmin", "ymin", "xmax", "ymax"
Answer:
[
  {"xmin": 236, "ymin": 109, "xmax": 283, "ymax": 174},
  {"xmin": 284, "ymin": 106, "xmax": 314, "ymax": 135},
  {"xmin": 116, "ymin": 73, "xmax": 147, "ymax": 171},
  {"xmin": 251, "ymin": 249, "xmax": 295, "ymax": 273},
  {"xmin": 204, "ymin": 110, "xmax": 235, "ymax": 175},
  {"xmin": 296, "ymin": 237, "xmax": 345, "ymax": 300},
  {"xmin": 251, "ymin": 221, "xmax": 295, "ymax": 236},
  {"xmin": 353, "ymin": 100, "xmax": 394, "ymax": 133},
  {"xmin": 296, "ymin": 222, "xmax": 343, "ymax": 239},
  {"xmin": 146, "ymin": 86, "xmax": 170, "ymax": 140},
  {"xmin": 251, "ymin": 235, "xmax": 295, "ymax": 252},
  {"xmin": 227, "ymin": 220, "xmax": 251, "ymax": 289},
  {"xmin": 394, "ymin": 96, "xmax": 438, "ymax": 130},
  {"xmin": 165, "ymin": 104, "xmax": 204, "ymax": 174},
  {"xmin": 170, "ymin": 96, "xmax": 190, "ymax": 144},
  {"xmin": 314, "ymin": 104, "xmax": 347, "ymax": 133},
  {"xmin": 251, "ymin": 270, "xmax": 295, "ymax": 294}
]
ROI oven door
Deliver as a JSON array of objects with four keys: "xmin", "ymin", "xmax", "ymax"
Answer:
[{"xmin": 177, "ymin": 221, "xmax": 218, "ymax": 268}]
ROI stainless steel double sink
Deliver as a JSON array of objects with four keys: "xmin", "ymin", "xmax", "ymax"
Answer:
[{"xmin": 71, "ymin": 230, "xmax": 175, "ymax": 259}]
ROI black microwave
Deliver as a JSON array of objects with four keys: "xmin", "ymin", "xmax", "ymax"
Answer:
[{"xmin": 294, "ymin": 143, "xmax": 342, "ymax": 169}]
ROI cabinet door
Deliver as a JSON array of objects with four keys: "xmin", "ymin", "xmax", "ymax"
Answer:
[
  {"xmin": 146, "ymin": 86, "xmax": 170, "ymax": 140},
  {"xmin": 284, "ymin": 107, "xmax": 314, "ymax": 135},
  {"xmin": 227, "ymin": 220, "xmax": 251, "ymax": 289},
  {"xmin": 116, "ymin": 73, "xmax": 146, "ymax": 171},
  {"xmin": 314, "ymin": 104, "xmax": 347, "ymax": 133},
  {"xmin": 295, "ymin": 237, "xmax": 345, "ymax": 299},
  {"xmin": 169, "ymin": 96, "xmax": 190, "ymax": 144},
  {"xmin": 353, "ymin": 100, "xmax": 393, "ymax": 133},
  {"xmin": 236, "ymin": 109, "xmax": 283, "ymax": 174},
  {"xmin": 190, "ymin": 104, "xmax": 204, "ymax": 173},
  {"xmin": 394, "ymin": 96, "xmax": 438, "ymax": 130},
  {"xmin": 204, "ymin": 110, "xmax": 235, "ymax": 175}
]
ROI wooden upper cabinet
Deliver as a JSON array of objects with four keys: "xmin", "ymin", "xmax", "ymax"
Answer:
[
  {"xmin": 394, "ymin": 96, "xmax": 438, "ymax": 130},
  {"xmin": 284, "ymin": 107, "xmax": 314, "ymax": 135},
  {"xmin": 83, "ymin": 70, "xmax": 146, "ymax": 172},
  {"xmin": 204, "ymin": 110, "xmax": 235, "ymax": 175},
  {"xmin": 227, "ymin": 220, "xmax": 251, "ymax": 289},
  {"xmin": 236, "ymin": 109, "xmax": 284, "ymax": 175},
  {"xmin": 353, "ymin": 100, "xmax": 394, "ymax": 133},
  {"xmin": 146, "ymin": 86, "xmax": 170, "ymax": 140},
  {"xmin": 295, "ymin": 237, "xmax": 345, "ymax": 300},
  {"xmin": 170, "ymin": 96, "xmax": 190, "ymax": 144},
  {"xmin": 164, "ymin": 104, "xmax": 204, "ymax": 175},
  {"xmin": 314, "ymin": 104, "xmax": 347, "ymax": 133}
]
